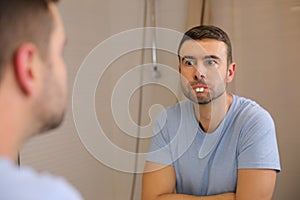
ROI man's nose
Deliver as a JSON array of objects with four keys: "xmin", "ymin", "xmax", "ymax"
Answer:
[{"xmin": 193, "ymin": 65, "xmax": 206, "ymax": 80}]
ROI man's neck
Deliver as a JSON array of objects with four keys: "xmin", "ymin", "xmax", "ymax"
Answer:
[
  {"xmin": 194, "ymin": 93, "xmax": 233, "ymax": 133},
  {"xmin": 0, "ymin": 101, "xmax": 28, "ymax": 163},
  {"xmin": 0, "ymin": 132, "xmax": 20, "ymax": 163}
]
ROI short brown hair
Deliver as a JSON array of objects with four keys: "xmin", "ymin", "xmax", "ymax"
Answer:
[
  {"xmin": 0, "ymin": 0, "xmax": 59, "ymax": 82},
  {"xmin": 178, "ymin": 25, "xmax": 233, "ymax": 65}
]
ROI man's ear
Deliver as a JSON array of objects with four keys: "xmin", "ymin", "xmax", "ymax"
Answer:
[
  {"xmin": 13, "ymin": 43, "xmax": 38, "ymax": 95},
  {"xmin": 226, "ymin": 62, "xmax": 236, "ymax": 83}
]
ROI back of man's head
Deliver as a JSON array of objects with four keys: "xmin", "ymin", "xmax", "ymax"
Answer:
[{"xmin": 0, "ymin": 0, "xmax": 59, "ymax": 83}]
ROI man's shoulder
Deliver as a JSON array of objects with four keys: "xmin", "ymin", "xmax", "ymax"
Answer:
[
  {"xmin": 0, "ymin": 158, "xmax": 82, "ymax": 200},
  {"xmin": 232, "ymin": 95, "xmax": 274, "ymax": 127},
  {"xmin": 233, "ymin": 95, "xmax": 271, "ymax": 116}
]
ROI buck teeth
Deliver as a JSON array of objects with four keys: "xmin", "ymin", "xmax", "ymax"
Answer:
[{"xmin": 196, "ymin": 87, "xmax": 204, "ymax": 93}]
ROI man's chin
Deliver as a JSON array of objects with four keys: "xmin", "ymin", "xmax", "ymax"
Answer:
[
  {"xmin": 197, "ymin": 99, "xmax": 212, "ymax": 105},
  {"xmin": 188, "ymin": 93, "xmax": 212, "ymax": 105},
  {"xmin": 39, "ymin": 111, "xmax": 66, "ymax": 134}
]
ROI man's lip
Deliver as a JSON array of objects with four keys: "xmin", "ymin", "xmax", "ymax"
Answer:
[{"xmin": 192, "ymin": 84, "xmax": 208, "ymax": 89}]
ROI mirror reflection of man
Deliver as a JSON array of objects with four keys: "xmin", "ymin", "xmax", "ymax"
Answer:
[
  {"xmin": 0, "ymin": 0, "xmax": 83, "ymax": 199},
  {"xmin": 143, "ymin": 25, "xmax": 280, "ymax": 200}
]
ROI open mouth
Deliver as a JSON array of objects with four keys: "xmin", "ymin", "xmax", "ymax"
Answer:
[{"xmin": 192, "ymin": 83, "xmax": 208, "ymax": 93}]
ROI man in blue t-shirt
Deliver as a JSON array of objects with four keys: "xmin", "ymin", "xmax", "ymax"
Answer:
[
  {"xmin": 0, "ymin": 0, "xmax": 83, "ymax": 199},
  {"xmin": 142, "ymin": 25, "xmax": 280, "ymax": 200}
]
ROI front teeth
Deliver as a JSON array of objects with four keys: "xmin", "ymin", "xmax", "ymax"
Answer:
[{"xmin": 196, "ymin": 87, "xmax": 204, "ymax": 93}]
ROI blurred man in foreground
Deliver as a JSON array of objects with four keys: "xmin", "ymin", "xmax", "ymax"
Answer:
[{"xmin": 0, "ymin": 0, "xmax": 83, "ymax": 199}]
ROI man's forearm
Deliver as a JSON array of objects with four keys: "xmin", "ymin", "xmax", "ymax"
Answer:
[{"xmin": 154, "ymin": 193, "xmax": 235, "ymax": 200}]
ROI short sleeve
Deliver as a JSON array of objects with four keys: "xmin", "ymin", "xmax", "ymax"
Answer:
[
  {"xmin": 237, "ymin": 109, "xmax": 281, "ymax": 172},
  {"xmin": 146, "ymin": 110, "xmax": 175, "ymax": 166}
]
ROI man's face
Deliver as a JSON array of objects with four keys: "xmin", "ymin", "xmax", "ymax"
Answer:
[
  {"xmin": 179, "ymin": 39, "xmax": 234, "ymax": 104},
  {"xmin": 36, "ymin": 3, "xmax": 67, "ymax": 132}
]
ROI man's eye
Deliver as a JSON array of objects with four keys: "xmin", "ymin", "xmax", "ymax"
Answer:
[
  {"xmin": 184, "ymin": 60, "xmax": 195, "ymax": 66},
  {"xmin": 204, "ymin": 60, "xmax": 217, "ymax": 66}
]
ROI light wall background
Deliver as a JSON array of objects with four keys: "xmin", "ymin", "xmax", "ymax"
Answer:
[{"xmin": 20, "ymin": 0, "xmax": 300, "ymax": 199}]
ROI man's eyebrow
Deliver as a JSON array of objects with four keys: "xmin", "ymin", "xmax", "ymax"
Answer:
[
  {"xmin": 203, "ymin": 55, "xmax": 221, "ymax": 60},
  {"xmin": 181, "ymin": 55, "xmax": 196, "ymax": 61}
]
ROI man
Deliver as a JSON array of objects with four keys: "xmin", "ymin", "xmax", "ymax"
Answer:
[
  {"xmin": 142, "ymin": 25, "xmax": 280, "ymax": 200},
  {"xmin": 0, "ymin": 0, "xmax": 83, "ymax": 199}
]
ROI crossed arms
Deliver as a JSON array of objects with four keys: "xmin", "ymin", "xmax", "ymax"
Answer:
[{"xmin": 142, "ymin": 162, "xmax": 277, "ymax": 200}]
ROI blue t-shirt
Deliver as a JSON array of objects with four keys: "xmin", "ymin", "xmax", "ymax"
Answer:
[
  {"xmin": 146, "ymin": 95, "xmax": 281, "ymax": 196},
  {"xmin": 0, "ymin": 158, "xmax": 83, "ymax": 200}
]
